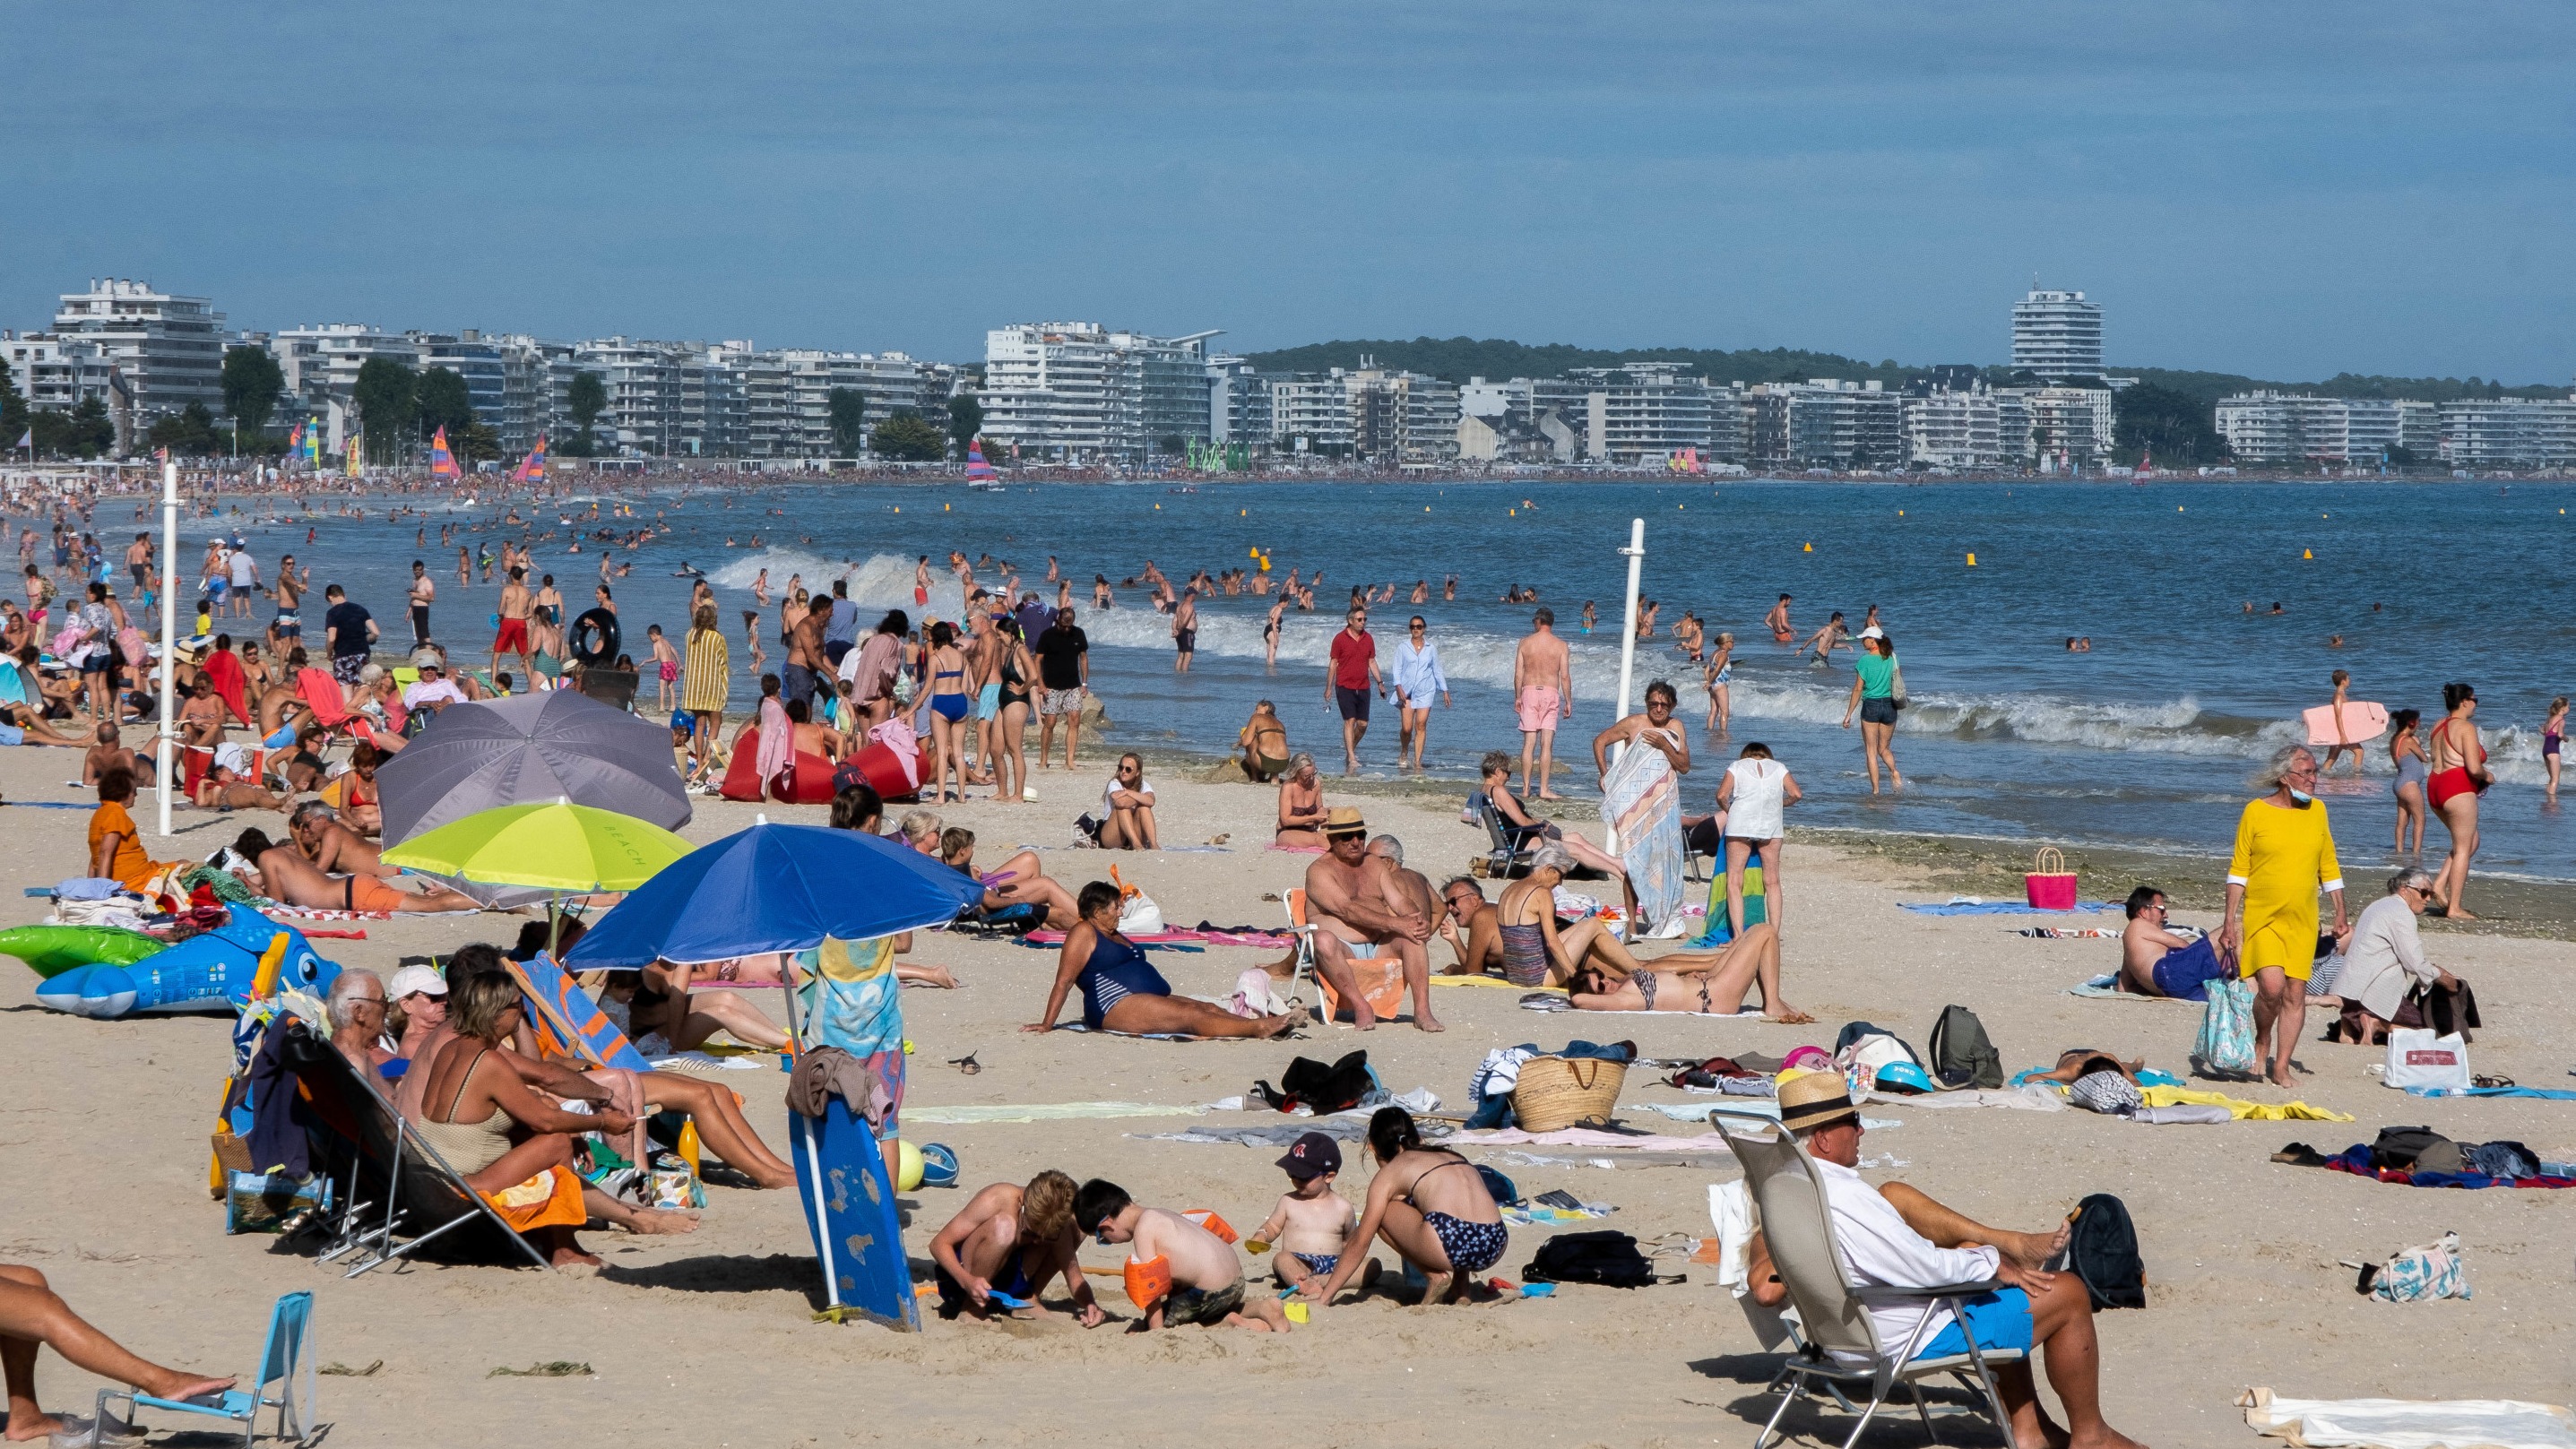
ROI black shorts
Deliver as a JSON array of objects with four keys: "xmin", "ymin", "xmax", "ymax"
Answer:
[
  {"xmin": 1174, "ymin": 627, "xmax": 1196, "ymax": 654},
  {"xmin": 1859, "ymin": 696, "xmax": 1898, "ymax": 726},
  {"xmin": 1336, "ymin": 686, "xmax": 1371, "ymax": 722}
]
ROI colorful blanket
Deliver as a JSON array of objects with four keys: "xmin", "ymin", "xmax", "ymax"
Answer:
[
  {"xmin": 1600, "ymin": 737, "xmax": 1686, "ymax": 934},
  {"xmin": 2321, "ymin": 1143, "xmax": 2576, "ymax": 1189}
]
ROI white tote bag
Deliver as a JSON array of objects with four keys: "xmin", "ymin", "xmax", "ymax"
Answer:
[{"xmin": 2383, "ymin": 1028, "xmax": 2470, "ymax": 1093}]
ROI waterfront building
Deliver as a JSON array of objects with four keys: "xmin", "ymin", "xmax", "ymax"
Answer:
[
  {"xmin": 1901, "ymin": 383, "xmax": 2005, "ymax": 469},
  {"xmin": 2439, "ymin": 397, "xmax": 2576, "ymax": 469},
  {"xmin": 2009, "ymin": 385, "xmax": 2114, "ymax": 468},
  {"xmin": 2217, "ymin": 392, "xmax": 2444, "ymax": 464},
  {"xmin": 981, "ymin": 322, "xmax": 1218, "ymax": 461},
  {"xmin": 2010, "ymin": 288, "xmax": 2103, "ymax": 378},
  {"xmin": 48, "ymin": 279, "xmax": 225, "ymax": 421},
  {"xmin": 1, "ymin": 332, "xmax": 117, "ymax": 414}
]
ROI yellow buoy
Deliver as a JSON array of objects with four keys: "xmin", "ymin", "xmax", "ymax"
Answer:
[
  {"xmin": 1248, "ymin": 548, "xmax": 1258, "ymax": 559},
  {"xmin": 1509, "ymin": 509, "xmax": 1516, "ymax": 517},
  {"xmin": 944, "ymin": 503, "xmax": 949, "ymax": 511},
  {"xmin": 2303, "ymin": 548, "xmax": 2312, "ymax": 559},
  {"xmin": 1897, "ymin": 509, "xmax": 1905, "ymax": 516},
  {"xmin": 1802, "ymin": 542, "xmax": 1812, "ymax": 552},
  {"xmin": 1966, "ymin": 552, "xmax": 1977, "ymax": 566},
  {"xmin": 1426, "ymin": 506, "xmax": 1432, "ymax": 512},
  {"xmin": 1154, "ymin": 504, "xmax": 1161, "ymax": 511}
]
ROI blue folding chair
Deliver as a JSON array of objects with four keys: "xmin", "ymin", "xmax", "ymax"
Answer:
[{"xmin": 93, "ymin": 1289, "xmax": 315, "ymax": 1447}]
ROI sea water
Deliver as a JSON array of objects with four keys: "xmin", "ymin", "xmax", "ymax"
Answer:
[{"xmin": 170, "ymin": 478, "xmax": 2576, "ymax": 881}]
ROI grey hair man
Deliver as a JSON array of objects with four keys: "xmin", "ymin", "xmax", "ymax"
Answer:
[
  {"xmin": 324, "ymin": 966, "xmax": 390, "ymax": 1076},
  {"xmin": 1365, "ymin": 833, "xmax": 1438, "ymax": 935}
]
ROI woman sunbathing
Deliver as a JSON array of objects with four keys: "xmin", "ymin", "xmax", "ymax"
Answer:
[
  {"xmin": 1492, "ymin": 847, "xmax": 1649, "ymax": 988},
  {"xmin": 939, "ymin": 825, "xmax": 1076, "ymax": 929},
  {"xmin": 1564, "ymin": 921, "xmax": 1812, "ymax": 1022},
  {"xmin": 1024, "ymin": 881, "xmax": 1302, "ymax": 1038}
]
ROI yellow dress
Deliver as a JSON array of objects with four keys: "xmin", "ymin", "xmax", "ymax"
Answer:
[{"xmin": 2227, "ymin": 797, "xmax": 2341, "ymax": 979}]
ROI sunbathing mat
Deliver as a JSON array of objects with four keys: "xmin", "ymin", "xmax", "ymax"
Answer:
[
  {"xmin": 2240, "ymin": 1386, "xmax": 2576, "ymax": 1449},
  {"xmin": 1436, "ymin": 975, "xmax": 1557, "ymax": 990},
  {"xmin": 2315, "ymin": 1144, "xmax": 2576, "ymax": 1189},
  {"xmin": 1139, "ymin": 1120, "xmax": 1369, "ymax": 1147},
  {"xmin": 2069, "ymin": 972, "xmax": 2191, "ymax": 1000},
  {"xmin": 1901, "ymin": 900, "xmax": 2118, "ymax": 916},
  {"xmin": 1452, "ymin": 1126, "xmax": 1732, "ymax": 1151},
  {"xmin": 909, "ymin": 1101, "xmax": 1207, "ymax": 1125},
  {"xmin": 2402, "ymin": 1084, "xmax": 2576, "ymax": 1100},
  {"xmin": 1521, "ymin": 991, "xmax": 1759, "ymax": 1017},
  {"xmin": 1017, "ymin": 927, "xmax": 1292, "ymax": 948}
]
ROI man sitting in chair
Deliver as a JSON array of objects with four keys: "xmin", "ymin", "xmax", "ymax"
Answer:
[{"xmin": 1745, "ymin": 1074, "xmax": 2146, "ymax": 1449}]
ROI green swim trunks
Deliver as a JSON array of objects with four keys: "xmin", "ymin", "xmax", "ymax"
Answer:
[{"xmin": 1163, "ymin": 1279, "xmax": 1246, "ymax": 1325}]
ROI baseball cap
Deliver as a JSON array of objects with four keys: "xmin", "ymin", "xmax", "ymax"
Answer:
[
  {"xmin": 387, "ymin": 964, "xmax": 448, "ymax": 1000},
  {"xmin": 1858, "ymin": 626, "xmax": 1885, "ymax": 641},
  {"xmin": 1275, "ymin": 1131, "xmax": 1343, "ymax": 1178}
]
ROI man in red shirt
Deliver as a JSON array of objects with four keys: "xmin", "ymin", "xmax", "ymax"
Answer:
[{"xmin": 1323, "ymin": 606, "xmax": 1382, "ymax": 775}]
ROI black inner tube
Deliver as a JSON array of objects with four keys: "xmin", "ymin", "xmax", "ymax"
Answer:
[{"xmin": 569, "ymin": 607, "xmax": 621, "ymax": 668}]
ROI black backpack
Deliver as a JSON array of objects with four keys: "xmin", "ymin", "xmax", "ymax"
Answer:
[
  {"xmin": 2046, "ymin": 1193, "xmax": 2146, "ymax": 1310},
  {"xmin": 1926, "ymin": 1005, "xmax": 2002, "ymax": 1090},
  {"xmin": 1525, "ymin": 1230, "xmax": 1655, "ymax": 1289},
  {"xmin": 1255, "ymin": 1050, "xmax": 1374, "ymax": 1115},
  {"xmin": 2369, "ymin": 1126, "xmax": 2451, "ymax": 1172}
]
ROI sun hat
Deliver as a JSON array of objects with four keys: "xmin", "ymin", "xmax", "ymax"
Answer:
[
  {"xmin": 1322, "ymin": 806, "xmax": 1368, "ymax": 839},
  {"xmin": 1776, "ymin": 1071, "xmax": 1861, "ymax": 1133},
  {"xmin": 387, "ymin": 964, "xmax": 448, "ymax": 1000}
]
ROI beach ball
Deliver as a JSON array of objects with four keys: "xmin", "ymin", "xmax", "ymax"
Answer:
[
  {"xmin": 896, "ymin": 1140, "xmax": 926, "ymax": 1192},
  {"xmin": 919, "ymin": 1143, "xmax": 959, "ymax": 1187}
]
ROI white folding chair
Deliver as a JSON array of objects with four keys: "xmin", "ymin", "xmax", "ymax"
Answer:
[{"xmin": 1713, "ymin": 1113, "xmax": 2024, "ymax": 1449}]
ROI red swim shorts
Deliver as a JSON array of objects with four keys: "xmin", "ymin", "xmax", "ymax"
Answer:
[{"xmin": 493, "ymin": 617, "xmax": 531, "ymax": 653}]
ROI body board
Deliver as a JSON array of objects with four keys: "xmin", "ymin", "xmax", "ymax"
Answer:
[{"xmin": 2304, "ymin": 701, "xmax": 2389, "ymax": 747}]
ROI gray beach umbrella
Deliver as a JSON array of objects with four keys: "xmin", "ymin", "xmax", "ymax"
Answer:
[{"xmin": 377, "ymin": 690, "xmax": 692, "ymax": 849}]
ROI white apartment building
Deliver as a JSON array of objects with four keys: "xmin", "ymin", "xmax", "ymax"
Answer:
[
  {"xmin": 1739, "ymin": 380, "xmax": 1906, "ymax": 470},
  {"xmin": 1, "ymin": 332, "xmax": 116, "ymax": 414},
  {"xmin": 49, "ymin": 279, "xmax": 226, "ymax": 420},
  {"xmin": 1206, "ymin": 358, "xmax": 1276, "ymax": 447},
  {"xmin": 2011, "ymin": 289, "xmax": 2103, "ymax": 377},
  {"xmin": 1269, "ymin": 374, "xmax": 1353, "ymax": 456},
  {"xmin": 1902, "ymin": 384, "xmax": 2005, "ymax": 469},
  {"xmin": 2215, "ymin": 392, "xmax": 2442, "ymax": 464},
  {"xmin": 2439, "ymin": 397, "xmax": 2576, "ymax": 469},
  {"xmin": 269, "ymin": 324, "xmax": 424, "ymax": 418},
  {"xmin": 2011, "ymin": 385, "xmax": 2114, "ymax": 467},
  {"xmin": 981, "ymin": 323, "xmax": 1217, "ymax": 460},
  {"xmin": 1563, "ymin": 364, "xmax": 1739, "ymax": 465}
]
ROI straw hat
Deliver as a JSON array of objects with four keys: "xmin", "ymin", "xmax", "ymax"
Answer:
[
  {"xmin": 1322, "ymin": 806, "xmax": 1367, "ymax": 839},
  {"xmin": 1776, "ymin": 1071, "xmax": 1859, "ymax": 1134}
]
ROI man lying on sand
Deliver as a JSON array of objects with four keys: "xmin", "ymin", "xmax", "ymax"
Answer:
[
  {"xmin": 1076, "ymin": 1178, "xmax": 1290, "ymax": 1333},
  {"xmin": 1302, "ymin": 808, "xmax": 1439, "ymax": 1031},
  {"xmin": 230, "ymin": 826, "xmax": 483, "ymax": 912},
  {"xmin": 1748, "ymin": 1074, "xmax": 2146, "ymax": 1449},
  {"xmin": 928, "ymin": 1169, "xmax": 1104, "ymax": 1324},
  {"xmin": 2115, "ymin": 884, "xmax": 2230, "ymax": 1000},
  {"xmin": 1565, "ymin": 921, "xmax": 1813, "ymax": 1022}
]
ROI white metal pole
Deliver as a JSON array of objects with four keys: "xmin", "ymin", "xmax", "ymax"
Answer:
[
  {"xmin": 1613, "ymin": 516, "xmax": 1645, "ymax": 722},
  {"xmin": 155, "ymin": 459, "xmax": 177, "ymax": 837}
]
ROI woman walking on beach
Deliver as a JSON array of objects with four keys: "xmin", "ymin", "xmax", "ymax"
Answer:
[
  {"xmin": 1390, "ymin": 615, "xmax": 1449, "ymax": 772},
  {"xmin": 680, "ymin": 604, "xmax": 729, "ymax": 782},
  {"xmin": 1716, "ymin": 742, "xmax": 1797, "ymax": 937},
  {"xmin": 2425, "ymin": 683, "xmax": 2490, "ymax": 918},
  {"xmin": 991, "ymin": 618, "xmax": 1037, "ymax": 805},
  {"xmin": 1838, "ymin": 631, "xmax": 1903, "ymax": 794},
  {"xmin": 2388, "ymin": 708, "xmax": 2426, "ymax": 856},
  {"xmin": 923, "ymin": 621, "xmax": 972, "ymax": 803},
  {"xmin": 2220, "ymin": 745, "xmax": 2347, "ymax": 1089},
  {"xmin": 1702, "ymin": 632, "xmax": 1733, "ymax": 733}
]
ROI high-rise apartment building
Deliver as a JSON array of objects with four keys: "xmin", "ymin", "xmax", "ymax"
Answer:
[
  {"xmin": 2216, "ymin": 392, "xmax": 2442, "ymax": 464},
  {"xmin": 2010, "ymin": 288, "xmax": 2103, "ymax": 378},
  {"xmin": 1902, "ymin": 384, "xmax": 2005, "ymax": 469},
  {"xmin": 2439, "ymin": 398, "xmax": 2576, "ymax": 469},
  {"xmin": 981, "ymin": 323, "xmax": 1217, "ymax": 460},
  {"xmin": 48, "ymin": 279, "xmax": 226, "ymax": 420},
  {"xmin": 1564, "ymin": 364, "xmax": 1737, "ymax": 465}
]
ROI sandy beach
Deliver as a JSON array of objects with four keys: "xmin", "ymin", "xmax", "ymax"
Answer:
[{"xmin": 2, "ymin": 741, "xmax": 2571, "ymax": 1448}]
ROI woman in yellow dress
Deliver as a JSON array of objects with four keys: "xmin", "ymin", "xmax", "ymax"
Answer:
[
  {"xmin": 2220, "ymin": 745, "xmax": 2348, "ymax": 1088},
  {"xmin": 681, "ymin": 603, "xmax": 730, "ymax": 781}
]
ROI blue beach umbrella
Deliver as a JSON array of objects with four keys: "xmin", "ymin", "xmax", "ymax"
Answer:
[{"xmin": 561, "ymin": 821, "xmax": 981, "ymax": 969}]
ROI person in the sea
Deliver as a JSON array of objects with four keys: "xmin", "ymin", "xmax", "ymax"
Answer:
[{"xmin": 2114, "ymin": 885, "xmax": 2230, "ymax": 1000}]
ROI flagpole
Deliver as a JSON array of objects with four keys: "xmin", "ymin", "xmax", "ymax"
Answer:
[{"xmin": 154, "ymin": 458, "xmax": 178, "ymax": 838}]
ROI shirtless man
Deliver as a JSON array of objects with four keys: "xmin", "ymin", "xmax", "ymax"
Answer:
[
  {"xmin": 492, "ymin": 567, "xmax": 533, "ymax": 679},
  {"xmin": 785, "ymin": 699, "xmax": 843, "ymax": 761},
  {"xmin": 928, "ymin": 1169, "xmax": 1106, "ymax": 1324},
  {"xmin": 177, "ymin": 675, "xmax": 229, "ymax": 749},
  {"xmin": 2115, "ymin": 884, "xmax": 2232, "ymax": 1000},
  {"xmin": 784, "ymin": 590, "xmax": 829, "ymax": 714},
  {"xmin": 1238, "ymin": 700, "xmax": 1291, "ymax": 782},
  {"xmin": 1511, "ymin": 608, "xmax": 1572, "ymax": 800},
  {"xmin": 232, "ymin": 827, "xmax": 481, "ymax": 912},
  {"xmin": 1171, "ymin": 587, "xmax": 1197, "ymax": 674},
  {"xmin": 1802, "ymin": 610, "xmax": 1850, "ymax": 664},
  {"xmin": 1301, "ymin": 809, "xmax": 1439, "ymax": 1031},
  {"xmin": 406, "ymin": 559, "xmax": 436, "ymax": 646},
  {"xmin": 82, "ymin": 721, "xmax": 152, "ymax": 788},
  {"xmin": 1589, "ymin": 680, "xmax": 1690, "ymax": 787},
  {"xmin": 290, "ymin": 801, "xmax": 397, "ymax": 879},
  {"xmin": 1764, "ymin": 592, "xmax": 1794, "ymax": 643},
  {"xmin": 1366, "ymin": 835, "xmax": 1440, "ymax": 936},
  {"xmin": 1437, "ymin": 876, "xmax": 1498, "ymax": 974}
]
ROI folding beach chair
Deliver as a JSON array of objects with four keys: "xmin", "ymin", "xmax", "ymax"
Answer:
[
  {"xmin": 280, "ymin": 1020, "xmax": 553, "ymax": 1276},
  {"xmin": 1478, "ymin": 801, "xmax": 1536, "ymax": 879},
  {"xmin": 1711, "ymin": 1112, "xmax": 2024, "ymax": 1449},
  {"xmin": 93, "ymin": 1289, "xmax": 315, "ymax": 1448},
  {"xmin": 1280, "ymin": 889, "xmax": 1325, "ymax": 1013}
]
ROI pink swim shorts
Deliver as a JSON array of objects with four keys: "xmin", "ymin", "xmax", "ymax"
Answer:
[{"xmin": 1517, "ymin": 686, "xmax": 1561, "ymax": 733}]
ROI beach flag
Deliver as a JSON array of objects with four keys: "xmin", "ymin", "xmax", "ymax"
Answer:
[
  {"xmin": 303, "ymin": 419, "xmax": 322, "ymax": 467},
  {"xmin": 13, "ymin": 429, "xmax": 27, "ymax": 451},
  {"xmin": 345, "ymin": 436, "xmax": 361, "ymax": 477},
  {"xmin": 428, "ymin": 426, "xmax": 459, "ymax": 477},
  {"xmin": 964, "ymin": 439, "xmax": 996, "ymax": 480},
  {"xmin": 287, "ymin": 421, "xmax": 304, "ymax": 453},
  {"xmin": 511, "ymin": 436, "xmax": 547, "ymax": 485}
]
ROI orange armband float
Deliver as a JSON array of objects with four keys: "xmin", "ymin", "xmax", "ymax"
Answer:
[
  {"xmin": 1180, "ymin": 1208, "xmax": 1238, "ymax": 1244},
  {"xmin": 1123, "ymin": 1255, "xmax": 1173, "ymax": 1310}
]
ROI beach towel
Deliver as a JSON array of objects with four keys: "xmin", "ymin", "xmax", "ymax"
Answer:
[
  {"xmin": 2318, "ymin": 1144, "xmax": 2576, "ymax": 1191},
  {"xmin": 2020, "ymin": 927, "xmax": 2120, "ymax": 939},
  {"xmin": 1018, "ymin": 927, "xmax": 1292, "ymax": 949},
  {"xmin": 203, "ymin": 648, "xmax": 252, "ymax": 725},
  {"xmin": 1453, "ymin": 1126, "xmax": 1731, "ymax": 1151},
  {"xmin": 756, "ymin": 695, "xmax": 791, "ymax": 785},
  {"xmin": 2239, "ymin": 1386, "xmax": 2576, "ymax": 1449},
  {"xmin": 1878, "ymin": 1084, "xmax": 2069, "ymax": 1113},
  {"xmin": 2401, "ymin": 1084, "xmax": 2576, "ymax": 1100},
  {"xmin": 1054, "ymin": 1023, "xmax": 1213, "ymax": 1041},
  {"xmin": 908, "ymin": 1101, "xmax": 1207, "ymax": 1126},
  {"xmin": 1599, "ymin": 739, "xmax": 1686, "ymax": 934},
  {"xmin": 2068, "ymin": 972, "xmax": 2191, "ymax": 1001},
  {"xmin": 1901, "ymin": 900, "xmax": 2118, "ymax": 916},
  {"xmin": 865, "ymin": 716, "xmax": 921, "ymax": 781}
]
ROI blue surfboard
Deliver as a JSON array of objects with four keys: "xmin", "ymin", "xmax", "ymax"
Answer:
[{"xmin": 789, "ymin": 1096, "xmax": 919, "ymax": 1331}]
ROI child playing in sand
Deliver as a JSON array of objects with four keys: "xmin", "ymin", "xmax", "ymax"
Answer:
[
  {"xmin": 1250, "ymin": 1131, "xmax": 1365, "ymax": 1298},
  {"xmin": 927, "ymin": 1170, "xmax": 1104, "ymax": 1325},
  {"xmin": 1075, "ymin": 1178, "xmax": 1290, "ymax": 1333}
]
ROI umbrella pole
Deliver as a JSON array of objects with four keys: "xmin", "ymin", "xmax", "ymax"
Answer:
[{"xmin": 547, "ymin": 894, "xmax": 560, "ymax": 962}]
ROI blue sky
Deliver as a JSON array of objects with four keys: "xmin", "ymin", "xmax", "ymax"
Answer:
[{"xmin": 7, "ymin": 2, "xmax": 2572, "ymax": 382}]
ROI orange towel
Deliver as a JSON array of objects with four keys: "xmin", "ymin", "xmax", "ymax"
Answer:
[{"xmin": 481, "ymin": 1164, "xmax": 585, "ymax": 1233}]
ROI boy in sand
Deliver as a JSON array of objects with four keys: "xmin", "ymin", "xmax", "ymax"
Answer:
[
  {"xmin": 1249, "ymin": 1132, "xmax": 1366, "ymax": 1298},
  {"xmin": 928, "ymin": 1169, "xmax": 1106, "ymax": 1325},
  {"xmin": 1075, "ymin": 1179, "xmax": 1290, "ymax": 1333}
]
